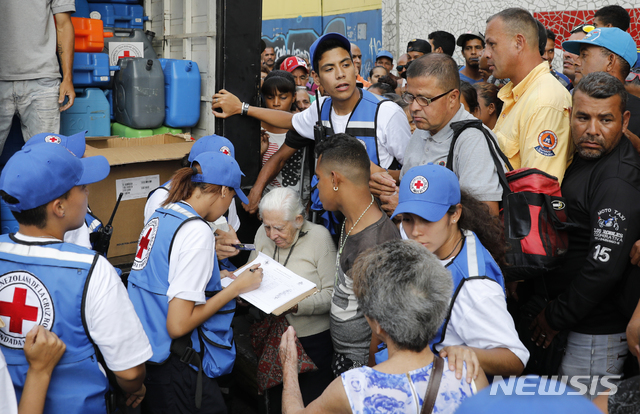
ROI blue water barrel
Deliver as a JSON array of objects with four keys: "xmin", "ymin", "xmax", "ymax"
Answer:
[
  {"xmin": 89, "ymin": 3, "xmax": 148, "ymax": 30},
  {"xmin": 158, "ymin": 58, "xmax": 201, "ymax": 128},
  {"xmin": 73, "ymin": 0, "xmax": 92, "ymax": 18},
  {"xmin": 104, "ymin": 89, "xmax": 115, "ymax": 120},
  {"xmin": 73, "ymin": 53, "xmax": 119, "ymax": 87},
  {"xmin": 0, "ymin": 199, "xmax": 19, "ymax": 235},
  {"xmin": 61, "ymin": 88, "xmax": 111, "ymax": 137}
]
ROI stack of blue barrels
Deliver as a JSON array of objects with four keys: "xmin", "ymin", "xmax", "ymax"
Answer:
[{"xmin": 66, "ymin": 0, "xmax": 201, "ymax": 138}]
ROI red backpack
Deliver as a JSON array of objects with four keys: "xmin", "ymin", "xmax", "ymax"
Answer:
[
  {"xmin": 447, "ymin": 120, "xmax": 574, "ymax": 281},
  {"xmin": 501, "ymin": 168, "xmax": 573, "ymax": 281}
]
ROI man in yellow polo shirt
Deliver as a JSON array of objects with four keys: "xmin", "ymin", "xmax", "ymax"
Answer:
[{"xmin": 484, "ymin": 8, "xmax": 573, "ymax": 183}]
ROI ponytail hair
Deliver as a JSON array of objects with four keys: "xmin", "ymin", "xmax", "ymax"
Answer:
[{"xmin": 164, "ymin": 163, "xmax": 221, "ymax": 206}]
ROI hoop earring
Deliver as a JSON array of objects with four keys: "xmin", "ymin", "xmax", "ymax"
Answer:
[{"xmin": 333, "ymin": 186, "xmax": 339, "ymax": 192}]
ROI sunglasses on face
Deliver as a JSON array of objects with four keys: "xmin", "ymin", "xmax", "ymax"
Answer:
[
  {"xmin": 396, "ymin": 65, "xmax": 407, "ymax": 72},
  {"xmin": 626, "ymin": 71, "xmax": 640, "ymax": 82},
  {"xmin": 570, "ymin": 24, "xmax": 596, "ymax": 34}
]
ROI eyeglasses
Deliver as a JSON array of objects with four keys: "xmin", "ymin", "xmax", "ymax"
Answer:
[
  {"xmin": 396, "ymin": 65, "xmax": 407, "ymax": 72},
  {"xmin": 402, "ymin": 89, "xmax": 454, "ymax": 106},
  {"xmin": 570, "ymin": 24, "xmax": 596, "ymax": 34}
]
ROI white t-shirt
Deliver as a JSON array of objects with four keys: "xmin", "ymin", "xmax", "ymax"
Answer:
[
  {"xmin": 0, "ymin": 350, "xmax": 17, "ymax": 414},
  {"xmin": 399, "ymin": 223, "xmax": 529, "ymax": 365},
  {"xmin": 291, "ymin": 96, "xmax": 411, "ymax": 168},
  {"xmin": 13, "ymin": 233, "xmax": 153, "ymax": 372},
  {"xmin": 144, "ymin": 185, "xmax": 241, "ymax": 232},
  {"xmin": 435, "ymin": 279, "xmax": 530, "ymax": 366},
  {"xmin": 165, "ymin": 210, "xmax": 216, "ymax": 305},
  {"xmin": 63, "ymin": 223, "xmax": 92, "ymax": 249}
]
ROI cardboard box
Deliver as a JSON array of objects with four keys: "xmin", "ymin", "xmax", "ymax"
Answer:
[{"xmin": 84, "ymin": 134, "xmax": 194, "ymax": 259}]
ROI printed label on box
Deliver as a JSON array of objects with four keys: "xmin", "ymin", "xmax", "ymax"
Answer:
[{"xmin": 115, "ymin": 175, "xmax": 160, "ymax": 201}]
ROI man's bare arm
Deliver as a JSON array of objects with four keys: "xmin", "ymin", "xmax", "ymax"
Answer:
[
  {"xmin": 54, "ymin": 12, "xmax": 75, "ymax": 111},
  {"xmin": 245, "ymin": 144, "xmax": 299, "ymax": 214},
  {"xmin": 212, "ymin": 89, "xmax": 294, "ymax": 130}
]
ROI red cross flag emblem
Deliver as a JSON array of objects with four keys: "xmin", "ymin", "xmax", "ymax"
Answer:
[
  {"xmin": 0, "ymin": 271, "xmax": 54, "ymax": 349},
  {"xmin": 44, "ymin": 135, "xmax": 61, "ymax": 144},
  {"xmin": 118, "ymin": 50, "xmax": 134, "ymax": 60},
  {"xmin": 410, "ymin": 176, "xmax": 429, "ymax": 194},
  {"xmin": 220, "ymin": 146, "xmax": 231, "ymax": 156},
  {"xmin": 132, "ymin": 218, "xmax": 159, "ymax": 271}
]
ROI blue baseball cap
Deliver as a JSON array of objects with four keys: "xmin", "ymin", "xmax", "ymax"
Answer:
[
  {"xmin": 188, "ymin": 134, "xmax": 235, "ymax": 162},
  {"xmin": 309, "ymin": 33, "xmax": 351, "ymax": 71},
  {"xmin": 563, "ymin": 27, "xmax": 637, "ymax": 67},
  {"xmin": 455, "ymin": 376, "xmax": 602, "ymax": 414},
  {"xmin": 391, "ymin": 164, "xmax": 461, "ymax": 221},
  {"xmin": 0, "ymin": 144, "xmax": 110, "ymax": 212},
  {"xmin": 191, "ymin": 152, "xmax": 249, "ymax": 204},
  {"xmin": 376, "ymin": 50, "xmax": 393, "ymax": 61},
  {"xmin": 23, "ymin": 131, "xmax": 87, "ymax": 158}
]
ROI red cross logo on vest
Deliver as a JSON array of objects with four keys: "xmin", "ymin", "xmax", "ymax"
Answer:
[
  {"xmin": 0, "ymin": 288, "xmax": 38, "ymax": 334},
  {"xmin": 136, "ymin": 227, "xmax": 153, "ymax": 259},
  {"xmin": 132, "ymin": 218, "xmax": 159, "ymax": 271},
  {"xmin": 0, "ymin": 271, "xmax": 54, "ymax": 349},
  {"xmin": 410, "ymin": 175, "xmax": 429, "ymax": 194}
]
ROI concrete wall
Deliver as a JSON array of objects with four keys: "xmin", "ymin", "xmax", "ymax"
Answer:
[{"xmin": 381, "ymin": 0, "xmax": 640, "ymax": 72}]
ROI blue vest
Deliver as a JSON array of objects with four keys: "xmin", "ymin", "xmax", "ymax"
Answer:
[
  {"xmin": 320, "ymin": 88, "xmax": 385, "ymax": 165},
  {"xmin": 375, "ymin": 230, "xmax": 505, "ymax": 363},
  {"xmin": 127, "ymin": 202, "xmax": 236, "ymax": 378},
  {"xmin": 0, "ymin": 235, "xmax": 109, "ymax": 414},
  {"xmin": 85, "ymin": 208, "xmax": 103, "ymax": 234},
  {"xmin": 430, "ymin": 230, "xmax": 505, "ymax": 351}
]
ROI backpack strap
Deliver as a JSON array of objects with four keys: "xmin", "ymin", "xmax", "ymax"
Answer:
[
  {"xmin": 170, "ymin": 334, "xmax": 204, "ymax": 408},
  {"xmin": 420, "ymin": 355, "xmax": 444, "ymax": 414},
  {"xmin": 447, "ymin": 119, "xmax": 513, "ymax": 197}
]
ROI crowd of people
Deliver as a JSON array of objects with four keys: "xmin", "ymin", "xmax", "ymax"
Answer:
[{"xmin": 3, "ymin": 2, "xmax": 640, "ymax": 414}]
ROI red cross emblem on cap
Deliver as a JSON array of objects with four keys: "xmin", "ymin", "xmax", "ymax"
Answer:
[
  {"xmin": 410, "ymin": 175, "xmax": 429, "ymax": 194},
  {"xmin": 44, "ymin": 135, "xmax": 61, "ymax": 144},
  {"xmin": 220, "ymin": 146, "xmax": 231, "ymax": 156}
]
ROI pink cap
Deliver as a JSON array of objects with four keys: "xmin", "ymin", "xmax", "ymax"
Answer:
[{"xmin": 280, "ymin": 56, "xmax": 308, "ymax": 73}]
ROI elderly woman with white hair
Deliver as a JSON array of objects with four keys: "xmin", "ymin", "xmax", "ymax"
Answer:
[
  {"xmin": 249, "ymin": 187, "xmax": 336, "ymax": 407},
  {"xmin": 279, "ymin": 240, "xmax": 489, "ymax": 414}
]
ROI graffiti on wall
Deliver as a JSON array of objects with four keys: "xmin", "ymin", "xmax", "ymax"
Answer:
[
  {"xmin": 262, "ymin": 17, "xmax": 346, "ymax": 62},
  {"xmin": 262, "ymin": 9, "xmax": 382, "ymax": 77},
  {"xmin": 534, "ymin": 9, "xmax": 640, "ymax": 48}
]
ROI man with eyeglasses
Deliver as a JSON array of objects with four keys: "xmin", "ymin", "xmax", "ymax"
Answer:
[
  {"xmin": 370, "ymin": 53, "xmax": 504, "ymax": 216},
  {"xmin": 485, "ymin": 8, "xmax": 573, "ymax": 184}
]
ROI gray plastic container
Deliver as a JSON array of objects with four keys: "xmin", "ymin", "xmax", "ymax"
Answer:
[
  {"xmin": 114, "ymin": 58, "xmax": 165, "ymax": 129},
  {"xmin": 103, "ymin": 28, "xmax": 157, "ymax": 59}
]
